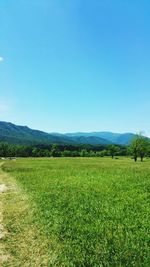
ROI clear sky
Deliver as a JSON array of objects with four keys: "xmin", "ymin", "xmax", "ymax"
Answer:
[{"xmin": 0, "ymin": 0, "xmax": 150, "ymax": 135}]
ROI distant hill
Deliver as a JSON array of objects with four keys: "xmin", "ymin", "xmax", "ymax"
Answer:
[
  {"xmin": 0, "ymin": 121, "xmax": 73, "ymax": 145},
  {"xmin": 65, "ymin": 132, "xmax": 136, "ymax": 145},
  {"xmin": 0, "ymin": 121, "xmax": 137, "ymax": 146}
]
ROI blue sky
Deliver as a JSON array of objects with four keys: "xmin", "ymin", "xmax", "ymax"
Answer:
[{"xmin": 0, "ymin": 0, "xmax": 150, "ymax": 135}]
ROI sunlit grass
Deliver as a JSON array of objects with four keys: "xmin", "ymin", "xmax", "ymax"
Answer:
[{"xmin": 3, "ymin": 157, "xmax": 150, "ymax": 266}]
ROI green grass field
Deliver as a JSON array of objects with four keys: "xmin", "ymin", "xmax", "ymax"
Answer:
[{"xmin": 2, "ymin": 157, "xmax": 150, "ymax": 266}]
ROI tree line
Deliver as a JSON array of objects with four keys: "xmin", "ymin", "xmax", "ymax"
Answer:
[{"xmin": 0, "ymin": 134, "xmax": 150, "ymax": 161}]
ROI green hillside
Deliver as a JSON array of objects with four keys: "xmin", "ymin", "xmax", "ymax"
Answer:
[
  {"xmin": 0, "ymin": 121, "xmax": 73, "ymax": 145},
  {"xmin": 0, "ymin": 121, "xmax": 138, "ymax": 146}
]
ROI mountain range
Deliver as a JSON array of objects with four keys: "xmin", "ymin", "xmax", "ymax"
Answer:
[{"xmin": 0, "ymin": 121, "xmax": 137, "ymax": 146}]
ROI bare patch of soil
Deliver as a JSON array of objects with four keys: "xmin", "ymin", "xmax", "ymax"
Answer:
[{"xmin": 0, "ymin": 184, "xmax": 7, "ymax": 193}]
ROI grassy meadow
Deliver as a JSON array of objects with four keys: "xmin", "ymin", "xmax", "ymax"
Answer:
[{"xmin": 2, "ymin": 157, "xmax": 150, "ymax": 266}]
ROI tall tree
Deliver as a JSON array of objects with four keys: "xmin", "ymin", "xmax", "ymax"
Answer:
[
  {"xmin": 129, "ymin": 133, "xmax": 149, "ymax": 162},
  {"xmin": 138, "ymin": 135, "xmax": 149, "ymax": 162}
]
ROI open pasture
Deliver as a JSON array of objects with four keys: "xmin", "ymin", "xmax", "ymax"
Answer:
[{"xmin": 2, "ymin": 157, "xmax": 150, "ymax": 266}]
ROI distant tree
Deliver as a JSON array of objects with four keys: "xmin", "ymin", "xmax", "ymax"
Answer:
[
  {"xmin": 129, "ymin": 133, "xmax": 150, "ymax": 162},
  {"xmin": 72, "ymin": 151, "xmax": 80, "ymax": 157},
  {"xmin": 108, "ymin": 145, "xmax": 118, "ymax": 159},
  {"xmin": 51, "ymin": 144, "xmax": 61, "ymax": 157},
  {"xmin": 89, "ymin": 150, "xmax": 96, "ymax": 157},
  {"xmin": 80, "ymin": 149, "xmax": 88, "ymax": 157},
  {"xmin": 98, "ymin": 149, "xmax": 109, "ymax": 157},
  {"xmin": 129, "ymin": 135, "xmax": 140, "ymax": 162},
  {"xmin": 117, "ymin": 146, "xmax": 127, "ymax": 156},
  {"xmin": 32, "ymin": 148, "xmax": 39, "ymax": 157},
  {"xmin": 0, "ymin": 143, "xmax": 10, "ymax": 157}
]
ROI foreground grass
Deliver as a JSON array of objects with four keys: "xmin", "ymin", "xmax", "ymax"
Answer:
[
  {"xmin": 0, "ymin": 161, "xmax": 57, "ymax": 267},
  {"xmin": 2, "ymin": 157, "xmax": 150, "ymax": 266}
]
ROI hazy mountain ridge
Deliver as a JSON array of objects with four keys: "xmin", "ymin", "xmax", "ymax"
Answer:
[
  {"xmin": 65, "ymin": 132, "xmax": 135, "ymax": 145},
  {"xmin": 0, "ymin": 121, "xmax": 137, "ymax": 146}
]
